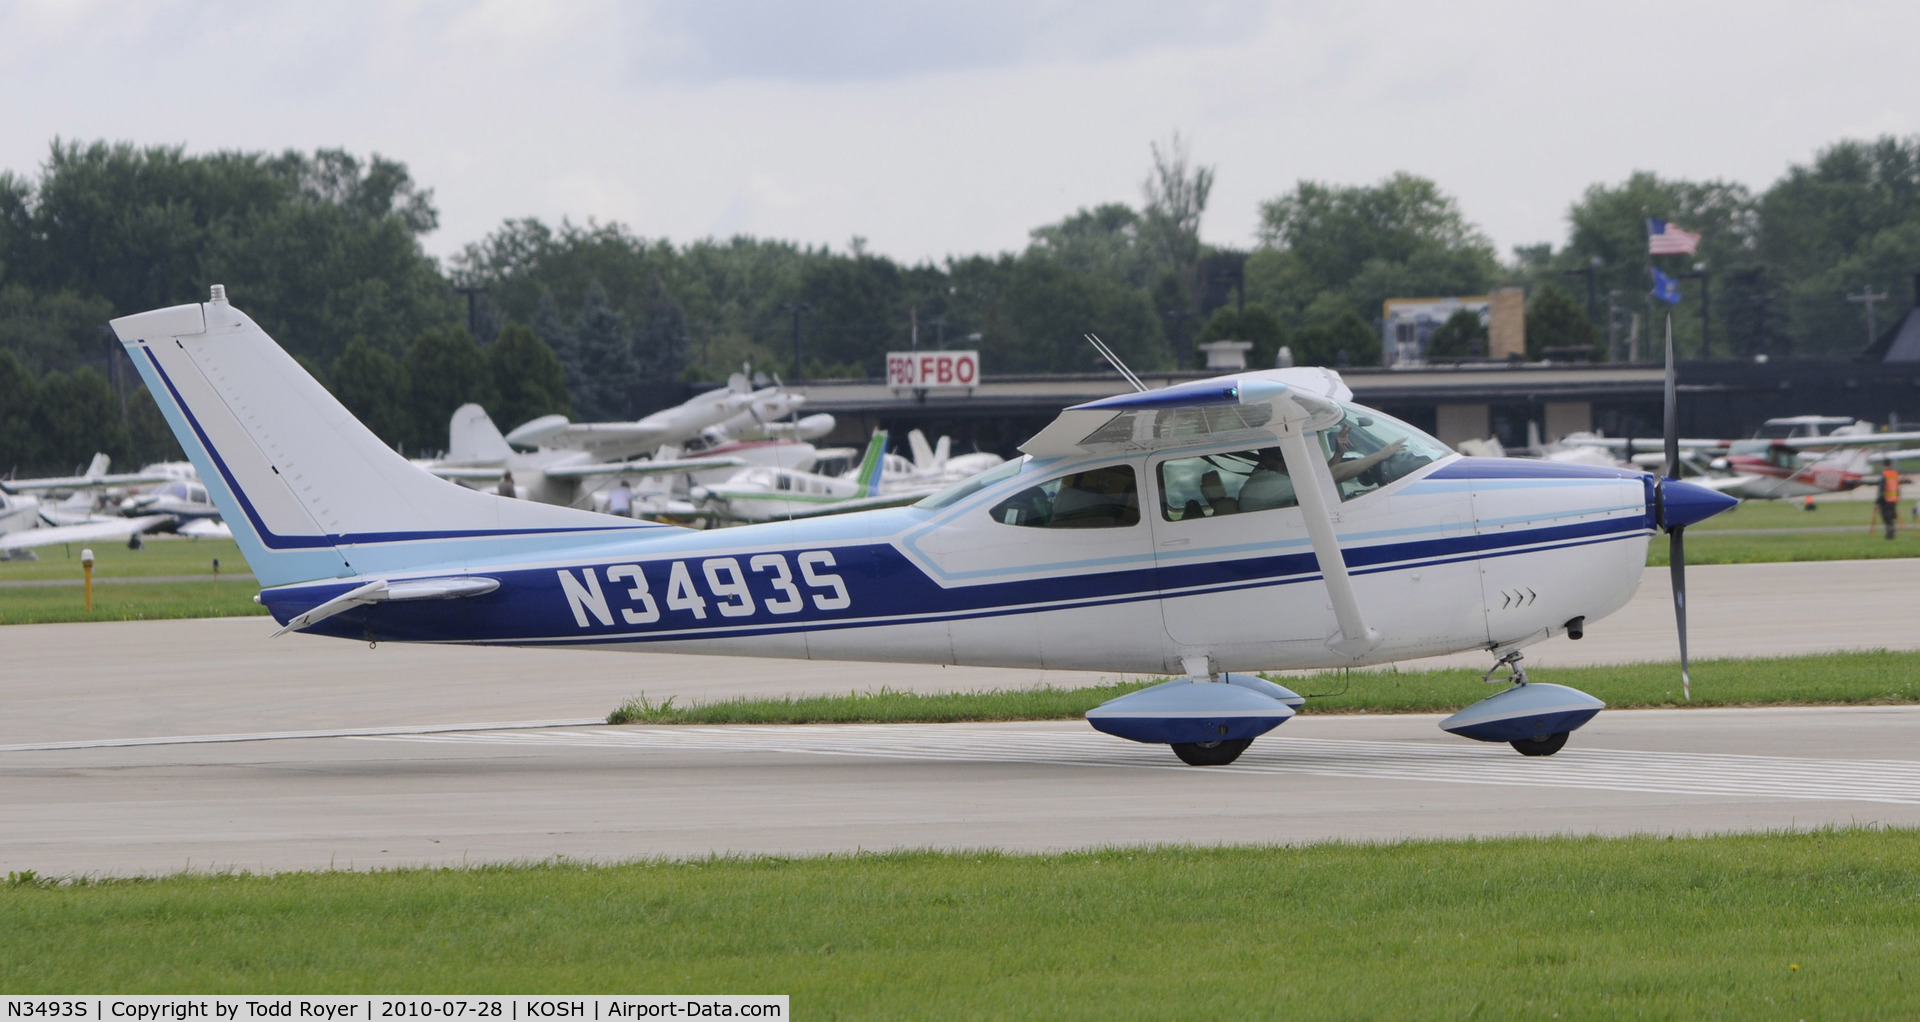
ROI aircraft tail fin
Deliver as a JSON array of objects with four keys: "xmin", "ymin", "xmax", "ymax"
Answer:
[
  {"xmin": 853, "ymin": 430, "xmax": 889, "ymax": 497},
  {"xmin": 111, "ymin": 289, "xmax": 661, "ymax": 589},
  {"xmin": 1526, "ymin": 421, "xmax": 1545, "ymax": 457},
  {"xmin": 83, "ymin": 453, "xmax": 110, "ymax": 479},
  {"xmin": 907, "ymin": 429, "xmax": 935, "ymax": 471},
  {"xmin": 447, "ymin": 403, "xmax": 515, "ymax": 464}
]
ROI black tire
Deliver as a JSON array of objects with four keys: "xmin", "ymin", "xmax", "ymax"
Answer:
[
  {"xmin": 1171, "ymin": 738, "xmax": 1253, "ymax": 766},
  {"xmin": 1510, "ymin": 731, "xmax": 1569, "ymax": 757}
]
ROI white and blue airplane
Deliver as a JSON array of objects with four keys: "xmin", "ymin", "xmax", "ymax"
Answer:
[{"xmin": 109, "ymin": 287, "xmax": 1735, "ymax": 765}]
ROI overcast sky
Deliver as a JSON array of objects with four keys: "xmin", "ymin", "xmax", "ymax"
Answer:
[{"xmin": 5, "ymin": 0, "xmax": 1916, "ymax": 267}]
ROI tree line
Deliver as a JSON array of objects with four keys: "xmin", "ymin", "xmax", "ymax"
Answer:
[{"xmin": 5, "ymin": 134, "xmax": 1920, "ymax": 473}]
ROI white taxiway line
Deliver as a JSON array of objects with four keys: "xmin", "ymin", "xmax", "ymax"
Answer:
[
  {"xmin": 360, "ymin": 724, "xmax": 1920, "ymax": 807},
  {"xmin": 0, "ymin": 719, "xmax": 605, "ymax": 753}
]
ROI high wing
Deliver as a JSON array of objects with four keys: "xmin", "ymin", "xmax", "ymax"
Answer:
[
  {"xmin": 1559, "ymin": 436, "xmax": 1726, "ymax": 453},
  {"xmin": 424, "ymin": 465, "xmax": 516, "ymax": 482},
  {"xmin": 1019, "ymin": 367, "xmax": 1351, "ymax": 458},
  {"xmin": 502, "ymin": 416, "xmax": 672, "ymax": 456},
  {"xmin": 537, "ymin": 456, "xmax": 745, "ymax": 480},
  {"xmin": 745, "ymin": 489, "xmax": 933, "ymax": 521},
  {"xmin": 0, "ymin": 458, "xmax": 178, "ymax": 494},
  {"xmin": 421, "ymin": 456, "xmax": 743, "ymax": 483},
  {"xmin": 0, "ymin": 514, "xmax": 175, "ymax": 552},
  {"xmin": 1771, "ymin": 431, "xmax": 1920, "ymax": 451}
]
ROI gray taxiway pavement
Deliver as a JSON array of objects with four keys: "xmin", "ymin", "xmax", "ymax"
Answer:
[{"xmin": 2, "ymin": 558, "xmax": 1915, "ymax": 876}]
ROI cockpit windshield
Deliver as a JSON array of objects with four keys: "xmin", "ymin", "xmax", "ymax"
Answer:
[{"xmin": 916, "ymin": 457, "xmax": 1026, "ymax": 509}]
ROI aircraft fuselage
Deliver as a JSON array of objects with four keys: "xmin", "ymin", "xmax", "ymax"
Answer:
[{"xmin": 267, "ymin": 454, "xmax": 1653, "ymax": 676}]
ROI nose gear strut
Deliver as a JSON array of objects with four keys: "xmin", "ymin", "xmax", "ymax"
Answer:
[{"xmin": 1482, "ymin": 649, "xmax": 1529, "ymax": 687}]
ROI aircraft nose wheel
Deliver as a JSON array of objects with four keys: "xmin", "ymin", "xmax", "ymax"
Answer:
[
  {"xmin": 1170, "ymin": 738, "xmax": 1253, "ymax": 766},
  {"xmin": 1509, "ymin": 732, "xmax": 1569, "ymax": 757}
]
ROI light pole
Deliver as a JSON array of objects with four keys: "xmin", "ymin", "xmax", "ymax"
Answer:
[
  {"xmin": 781, "ymin": 302, "xmax": 814, "ymax": 380},
  {"xmin": 454, "ymin": 284, "xmax": 489, "ymax": 341},
  {"xmin": 1563, "ymin": 255, "xmax": 1601, "ymax": 325},
  {"xmin": 1848, "ymin": 284, "xmax": 1890, "ymax": 346}
]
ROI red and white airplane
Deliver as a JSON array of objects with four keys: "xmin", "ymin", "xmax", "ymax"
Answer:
[{"xmin": 1565, "ymin": 416, "xmax": 1920, "ymax": 501}]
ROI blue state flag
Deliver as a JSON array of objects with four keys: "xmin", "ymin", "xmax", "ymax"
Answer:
[{"xmin": 1650, "ymin": 267, "xmax": 1682, "ymax": 305}]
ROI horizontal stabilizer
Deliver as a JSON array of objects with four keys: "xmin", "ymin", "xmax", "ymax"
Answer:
[{"xmin": 271, "ymin": 575, "xmax": 500, "ymax": 637}]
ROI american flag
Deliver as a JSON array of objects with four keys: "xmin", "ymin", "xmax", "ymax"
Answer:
[{"xmin": 1647, "ymin": 218, "xmax": 1701, "ymax": 255}]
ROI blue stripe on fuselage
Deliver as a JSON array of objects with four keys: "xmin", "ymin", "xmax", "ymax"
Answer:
[{"xmin": 268, "ymin": 511, "xmax": 1648, "ymax": 646}]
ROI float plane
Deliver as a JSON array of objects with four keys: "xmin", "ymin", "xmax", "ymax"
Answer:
[{"xmin": 108, "ymin": 287, "xmax": 1735, "ymax": 765}]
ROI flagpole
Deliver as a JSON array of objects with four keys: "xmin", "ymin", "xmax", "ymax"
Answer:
[{"xmin": 1642, "ymin": 210, "xmax": 1654, "ymax": 364}]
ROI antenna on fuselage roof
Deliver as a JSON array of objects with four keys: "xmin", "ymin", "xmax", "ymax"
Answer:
[{"xmin": 1085, "ymin": 334, "xmax": 1147, "ymax": 393}]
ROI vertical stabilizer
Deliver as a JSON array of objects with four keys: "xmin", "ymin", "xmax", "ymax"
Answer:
[
  {"xmin": 907, "ymin": 430, "xmax": 935, "ymax": 472},
  {"xmin": 111, "ymin": 290, "xmax": 662, "ymax": 588},
  {"xmin": 447, "ymin": 404, "xmax": 514, "ymax": 464},
  {"xmin": 853, "ymin": 430, "xmax": 889, "ymax": 497}
]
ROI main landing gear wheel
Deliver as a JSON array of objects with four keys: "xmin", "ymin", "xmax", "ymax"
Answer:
[
  {"xmin": 1171, "ymin": 738, "xmax": 1253, "ymax": 766},
  {"xmin": 1510, "ymin": 731, "xmax": 1569, "ymax": 757}
]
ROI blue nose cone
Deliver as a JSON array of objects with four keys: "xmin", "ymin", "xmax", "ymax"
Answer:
[{"xmin": 1658, "ymin": 476, "xmax": 1739, "ymax": 530}]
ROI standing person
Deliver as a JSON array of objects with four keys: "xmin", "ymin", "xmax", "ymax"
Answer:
[
  {"xmin": 608, "ymin": 478, "xmax": 633, "ymax": 518},
  {"xmin": 497, "ymin": 470, "xmax": 516, "ymax": 499},
  {"xmin": 1875, "ymin": 459, "xmax": 1902, "ymax": 540}
]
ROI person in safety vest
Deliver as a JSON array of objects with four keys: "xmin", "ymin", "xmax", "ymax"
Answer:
[{"xmin": 1876, "ymin": 459, "xmax": 1903, "ymax": 540}]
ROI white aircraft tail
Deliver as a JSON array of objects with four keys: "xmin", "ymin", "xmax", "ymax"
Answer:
[
  {"xmin": 907, "ymin": 430, "xmax": 936, "ymax": 472},
  {"xmin": 447, "ymin": 403, "xmax": 515, "ymax": 464},
  {"xmin": 83, "ymin": 453, "xmax": 110, "ymax": 479},
  {"xmin": 111, "ymin": 289, "xmax": 657, "ymax": 588}
]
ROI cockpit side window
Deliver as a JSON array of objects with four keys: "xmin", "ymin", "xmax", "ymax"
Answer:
[
  {"xmin": 988, "ymin": 464, "xmax": 1139, "ymax": 528},
  {"xmin": 1157, "ymin": 448, "xmax": 1297, "ymax": 521}
]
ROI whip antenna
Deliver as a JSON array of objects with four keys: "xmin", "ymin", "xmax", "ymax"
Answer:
[{"xmin": 1085, "ymin": 334, "xmax": 1147, "ymax": 392}]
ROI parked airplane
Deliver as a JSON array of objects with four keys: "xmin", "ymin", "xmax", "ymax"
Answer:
[
  {"xmin": 110, "ymin": 289, "xmax": 1734, "ymax": 766},
  {"xmin": 0, "ymin": 456, "xmax": 180, "ymax": 554},
  {"xmin": 1561, "ymin": 416, "xmax": 1920, "ymax": 499},
  {"xmin": 502, "ymin": 376, "xmax": 763, "ymax": 461},
  {"xmin": 687, "ymin": 432, "xmax": 920, "ymax": 522},
  {"xmin": 425, "ymin": 404, "xmax": 744, "ymax": 508}
]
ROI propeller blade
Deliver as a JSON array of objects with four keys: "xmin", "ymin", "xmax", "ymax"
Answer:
[
  {"xmin": 1670, "ymin": 524, "xmax": 1691, "ymax": 702},
  {"xmin": 1662, "ymin": 313, "xmax": 1689, "ymax": 701}
]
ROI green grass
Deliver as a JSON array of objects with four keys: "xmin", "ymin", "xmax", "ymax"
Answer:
[
  {"xmin": 1686, "ymin": 497, "xmax": 1891, "ymax": 531},
  {"xmin": 1644, "ymin": 496, "xmax": 1920, "ymax": 564},
  {"xmin": 0, "ymin": 536, "xmax": 264, "ymax": 623},
  {"xmin": 0, "ymin": 580, "xmax": 269, "ymax": 624},
  {"xmin": 0, "ymin": 536, "xmax": 248, "ymax": 580},
  {"xmin": 1650, "ymin": 526, "xmax": 1920, "ymax": 565},
  {"xmin": 5, "ymin": 830, "xmax": 1919, "ymax": 1017},
  {"xmin": 610, "ymin": 650, "xmax": 1920, "ymax": 724}
]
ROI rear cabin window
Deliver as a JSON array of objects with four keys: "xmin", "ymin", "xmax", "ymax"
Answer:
[
  {"xmin": 988, "ymin": 464, "xmax": 1140, "ymax": 528},
  {"xmin": 1157, "ymin": 449, "xmax": 1295, "ymax": 521}
]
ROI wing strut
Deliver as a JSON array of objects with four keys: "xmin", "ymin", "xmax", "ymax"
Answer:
[{"xmin": 1277, "ymin": 427, "xmax": 1379, "ymax": 658}]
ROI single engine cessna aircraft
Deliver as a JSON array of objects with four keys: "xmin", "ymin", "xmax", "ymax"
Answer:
[{"xmin": 109, "ymin": 288, "xmax": 1735, "ymax": 765}]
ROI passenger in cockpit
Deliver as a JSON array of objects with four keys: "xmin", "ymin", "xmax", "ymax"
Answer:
[
  {"xmin": 1237, "ymin": 447, "xmax": 1295, "ymax": 512},
  {"xmin": 1199, "ymin": 470, "xmax": 1238, "ymax": 516}
]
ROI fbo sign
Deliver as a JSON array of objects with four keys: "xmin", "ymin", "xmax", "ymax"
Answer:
[{"xmin": 887, "ymin": 350, "xmax": 979, "ymax": 390}]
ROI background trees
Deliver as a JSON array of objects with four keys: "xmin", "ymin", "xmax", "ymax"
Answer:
[{"xmin": 6, "ymin": 132, "xmax": 1920, "ymax": 471}]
